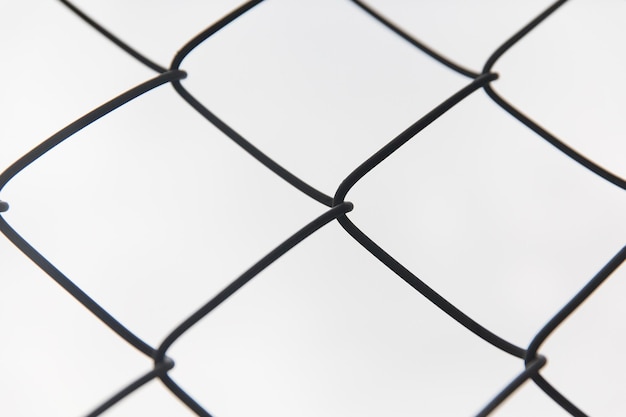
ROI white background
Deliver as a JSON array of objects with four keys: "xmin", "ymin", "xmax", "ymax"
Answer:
[{"xmin": 1, "ymin": 1, "xmax": 625, "ymax": 416}]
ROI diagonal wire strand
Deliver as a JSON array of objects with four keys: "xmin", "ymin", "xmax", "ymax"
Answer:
[
  {"xmin": 154, "ymin": 202, "xmax": 353, "ymax": 416},
  {"xmin": 85, "ymin": 359, "xmax": 175, "ymax": 417},
  {"xmin": 481, "ymin": 0, "xmax": 626, "ymax": 192},
  {"xmin": 524, "ymin": 245, "xmax": 626, "ymax": 416},
  {"xmin": 168, "ymin": 0, "xmax": 334, "ymax": 206},
  {"xmin": 0, "ymin": 71, "xmax": 185, "ymax": 358},
  {"xmin": 350, "ymin": 0, "xmax": 479, "ymax": 78},
  {"xmin": 58, "ymin": 0, "xmax": 167, "ymax": 73},
  {"xmin": 155, "ymin": 202, "xmax": 354, "ymax": 363}
]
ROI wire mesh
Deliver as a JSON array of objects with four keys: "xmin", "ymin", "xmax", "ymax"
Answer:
[{"xmin": 1, "ymin": 0, "xmax": 625, "ymax": 416}]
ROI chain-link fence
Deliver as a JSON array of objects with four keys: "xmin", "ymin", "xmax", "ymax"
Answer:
[{"xmin": 1, "ymin": 0, "xmax": 625, "ymax": 416}]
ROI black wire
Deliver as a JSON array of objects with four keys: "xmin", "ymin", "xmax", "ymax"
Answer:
[
  {"xmin": 532, "ymin": 375, "xmax": 587, "ymax": 417},
  {"xmin": 482, "ymin": 0, "xmax": 569, "ymax": 74},
  {"xmin": 0, "ymin": 70, "xmax": 186, "ymax": 192},
  {"xmin": 475, "ymin": 356, "xmax": 547, "ymax": 417},
  {"xmin": 0, "ymin": 71, "xmax": 185, "ymax": 358},
  {"xmin": 336, "ymin": 214, "xmax": 526, "ymax": 359},
  {"xmin": 483, "ymin": 86, "xmax": 626, "ymax": 192},
  {"xmin": 168, "ymin": 0, "xmax": 334, "ymax": 207},
  {"xmin": 153, "ymin": 202, "xmax": 353, "ymax": 417},
  {"xmin": 170, "ymin": 0, "xmax": 265, "ymax": 72},
  {"xmin": 523, "ymin": 245, "xmax": 626, "ymax": 417},
  {"xmin": 85, "ymin": 358, "xmax": 175, "ymax": 417},
  {"xmin": 526, "ymin": 246, "xmax": 626, "ymax": 366},
  {"xmin": 350, "ymin": 0, "xmax": 479, "ymax": 78},
  {"xmin": 155, "ymin": 202, "xmax": 353, "ymax": 363},
  {"xmin": 333, "ymin": 72, "xmax": 497, "ymax": 205},
  {"xmin": 159, "ymin": 373, "xmax": 214, "ymax": 417},
  {"xmin": 0, "ymin": 214, "xmax": 156, "ymax": 358},
  {"xmin": 170, "ymin": 81, "xmax": 334, "ymax": 207},
  {"xmin": 58, "ymin": 0, "xmax": 167, "ymax": 73},
  {"xmin": 1, "ymin": 0, "xmax": 623, "ymax": 416},
  {"xmin": 332, "ymin": 72, "xmax": 527, "ymax": 358},
  {"xmin": 481, "ymin": 0, "xmax": 626, "ymax": 192}
]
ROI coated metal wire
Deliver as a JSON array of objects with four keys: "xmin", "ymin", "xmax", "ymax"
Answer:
[{"xmin": 1, "ymin": 1, "xmax": 624, "ymax": 416}]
